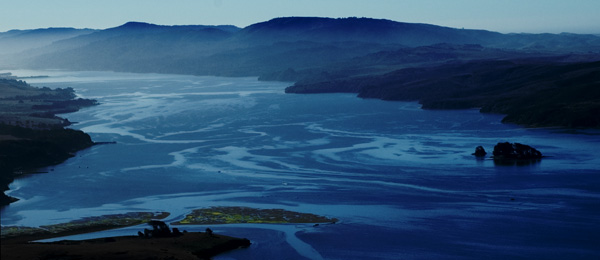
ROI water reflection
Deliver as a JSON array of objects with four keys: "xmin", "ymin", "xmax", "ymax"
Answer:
[{"xmin": 493, "ymin": 158, "xmax": 542, "ymax": 166}]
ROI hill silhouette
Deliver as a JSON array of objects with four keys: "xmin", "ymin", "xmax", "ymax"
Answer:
[
  {"xmin": 4, "ymin": 17, "xmax": 599, "ymax": 73},
  {"xmin": 287, "ymin": 60, "xmax": 600, "ymax": 128},
  {"xmin": 1, "ymin": 16, "xmax": 599, "ymax": 128}
]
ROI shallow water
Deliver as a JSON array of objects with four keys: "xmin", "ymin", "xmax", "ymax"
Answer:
[{"xmin": 2, "ymin": 70, "xmax": 599, "ymax": 259}]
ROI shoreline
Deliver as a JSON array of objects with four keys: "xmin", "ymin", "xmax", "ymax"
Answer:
[
  {"xmin": 2, "ymin": 70, "xmax": 599, "ymax": 259},
  {"xmin": 0, "ymin": 125, "xmax": 97, "ymax": 207},
  {"xmin": 1, "ymin": 206, "xmax": 338, "ymax": 259},
  {"xmin": 0, "ymin": 77, "xmax": 99, "ymax": 207},
  {"xmin": 284, "ymin": 60, "xmax": 600, "ymax": 129}
]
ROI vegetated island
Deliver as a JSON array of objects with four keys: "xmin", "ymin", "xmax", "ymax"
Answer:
[
  {"xmin": 172, "ymin": 206, "xmax": 339, "ymax": 225},
  {"xmin": 0, "ymin": 76, "xmax": 99, "ymax": 207}
]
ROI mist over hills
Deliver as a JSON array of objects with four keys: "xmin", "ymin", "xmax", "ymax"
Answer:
[
  {"xmin": 2, "ymin": 17, "xmax": 600, "ymax": 74},
  {"xmin": 1, "ymin": 17, "xmax": 599, "ymax": 128},
  {"xmin": 3, "ymin": 17, "xmax": 600, "ymax": 72},
  {"xmin": 0, "ymin": 27, "xmax": 95, "ymax": 55}
]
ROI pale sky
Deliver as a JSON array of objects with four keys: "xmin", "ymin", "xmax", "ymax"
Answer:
[{"xmin": 1, "ymin": 0, "xmax": 599, "ymax": 34}]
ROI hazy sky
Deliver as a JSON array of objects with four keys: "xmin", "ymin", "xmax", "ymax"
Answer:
[{"xmin": 2, "ymin": 0, "xmax": 599, "ymax": 34}]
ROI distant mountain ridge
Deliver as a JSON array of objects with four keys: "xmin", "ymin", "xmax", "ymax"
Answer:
[
  {"xmin": 3, "ymin": 17, "xmax": 599, "ymax": 74},
  {"xmin": 236, "ymin": 17, "xmax": 504, "ymax": 46},
  {"xmin": 2, "ymin": 17, "xmax": 599, "ymax": 58},
  {"xmin": 0, "ymin": 27, "xmax": 95, "ymax": 55},
  {"xmin": 235, "ymin": 17, "xmax": 600, "ymax": 51},
  {"xmin": 1, "ymin": 16, "xmax": 599, "ymax": 128},
  {"xmin": 113, "ymin": 21, "xmax": 241, "ymax": 33}
]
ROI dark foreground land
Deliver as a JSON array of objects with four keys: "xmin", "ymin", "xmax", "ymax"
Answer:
[
  {"xmin": 0, "ymin": 77, "xmax": 98, "ymax": 206},
  {"xmin": 1, "ymin": 232, "xmax": 250, "ymax": 260},
  {"xmin": 1, "ymin": 207, "xmax": 339, "ymax": 260}
]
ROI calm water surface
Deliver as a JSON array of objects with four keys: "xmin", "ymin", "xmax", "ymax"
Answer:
[{"xmin": 2, "ymin": 70, "xmax": 599, "ymax": 259}]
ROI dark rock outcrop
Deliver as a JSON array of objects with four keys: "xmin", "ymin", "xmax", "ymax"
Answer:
[
  {"xmin": 492, "ymin": 142, "xmax": 543, "ymax": 160},
  {"xmin": 142, "ymin": 220, "xmax": 184, "ymax": 238},
  {"xmin": 473, "ymin": 146, "xmax": 487, "ymax": 157}
]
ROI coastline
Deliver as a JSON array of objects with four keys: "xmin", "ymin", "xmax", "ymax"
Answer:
[
  {"xmin": 0, "ymin": 126, "xmax": 96, "ymax": 206},
  {"xmin": 2, "ymin": 70, "xmax": 599, "ymax": 260},
  {"xmin": 0, "ymin": 77, "xmax": 98, "ymax": 207},
  {"xmin": 284, "ymin": 60, "xmax": 600, "ymax": 129}
]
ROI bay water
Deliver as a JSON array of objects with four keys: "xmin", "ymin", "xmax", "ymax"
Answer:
[{"xmin": 1, "ymin": 70, "xmax": 599, "ymax": 259}]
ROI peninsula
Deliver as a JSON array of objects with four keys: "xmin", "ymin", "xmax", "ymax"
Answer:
[{"xmin": 0, "ymin": 76, "xmax": 98, "ymax": 206}]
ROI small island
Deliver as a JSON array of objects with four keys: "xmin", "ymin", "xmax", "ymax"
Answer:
[
  {"xmin": 173, "ymin": 206, "xmax": 339, "ymax": 225},
  {"xmin": 472, "ymin": 142, "xmax": 544, "ymax": 166}
]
